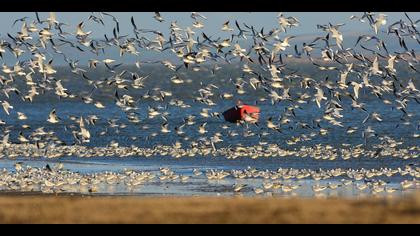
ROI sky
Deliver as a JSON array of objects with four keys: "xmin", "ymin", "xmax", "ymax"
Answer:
[
  {"xmin": 0, "ymin": 12, "xmax": 417, "ymax": 65},
  {"xmin": 0, "ymin": 12, "xmax": 415, "ymax": 38}
]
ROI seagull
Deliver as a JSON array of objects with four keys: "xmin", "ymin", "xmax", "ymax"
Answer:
[
  {"xmin": 14, "ymin": 162, "xmax": 23, "ymax": 172},
  {"xmin": 79, "ymin": 117, "xmax": 91, "ymax": 142},
  {"xmin": 76, "ymin": 21, "xmax": 91, "ymax": 37},
  {"xmin": 350, "ymin": 82, "xmax": 363, "ymax": 100},
  {"xmin": 1, "ymin": 134, "xmax": 10, "ymax": 147},
  {"xmin": 47, "ymin": 109, "xmax": 60, "ymax": 124},
  {"xmin": 233, "ymin": 183, "xmax": 246, "ymax": 192},
  {"xmin": 370, "ymin": 56, "xmax": 382, "ymax": 75},
  {"xmin": 372, "ymin": 13, "xmax": 387, "ymax": 34},
  {"xmin": 254, "ymin": 188, "xmax": 264, "ymax": 195},
  {"xmin": 102, "ymin": 59, "xmax": 115, "ymax": 64},
  {"xmin": 154, "ymin": 12, "xmax": 164, "ymax": 22},
  {"xmin": 17, "ymin": 22, "xmax": 32, "ymax": 41},
  {"xmin": 192, "ymin": 21, "xmax": 204, "ymax": 29},
  {"xmin": 385, "ymin": 55, "xmax": 397, "ymax": 73},
  {"xmin": 312, "ymin": 184, "xmax": 327, "ymax": 193},
  {"xmin": 314, "ymin": 87, "xmax": 327, "ymax": 108},
  {"xmin": 191, "ymin": 12, "xmax": 207, "ymax": 20},
  {"xmin": 170, "ymin": 75, "xmax": 184, "ymax": 84},
  {"xmin": 278, "ymin": 13, "xmax": 299, "ymax": 32},
  {"xmin": 18, "ymin": 132, "xmax": 29, "ymax": 143},
  {"xmin": 161, "ymin": 122, "xmax": 171, "ymax": 134},
  {"xmin": 330, "ymin": 27, "xmax": 344, "ymax": 49},
  {"xmin": 272, "ymin": 36, "xmax": 294, "ymax": 53},
  {"xmin": 47, "ymin": 12, "xmax": 59, "ymax": 26},
  {"xmin": 88, "ymin": 59, "xmax": 101, "ymax": 69},
  {"xmin": 407, "ymin": 79, "xmax": 418, "ymax": 92},
  {"xmin": 17, "ymin": 112, "xmax": 28, "ymax": 120},
  {"xmin": 193, "ymin": 169, "xmax": 203, "ymax": 176},
  {"xmin": 221, "ymin": 21, "xmax": 233, "ymax": 31},
  {"xmin": 94, "ymin": 101, "xmax": 106, "ymax": 109},
  {"xmin": 55, "ymin": 80, "xmax": 69, "ymax": 98},
  {"xmin": 1, "ymin": 101, "xmax": 13, "ymax": 115},
  {"xmin": 267, "ymin": 117, "xmax": 281, "ymax": 132},
  {"xmin": 198, "ymin": 123, "xmax": 208, "ymax": 135},
  {"xmin": 371, "ymin": 112, "xmax": 383, "ymax": 122}
]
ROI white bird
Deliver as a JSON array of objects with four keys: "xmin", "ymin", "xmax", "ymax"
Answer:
[
  {"xmin": 233, "ymin": 183, "xmax": 246, "ymax": 192},
  {"xmin": 191, "ymin": 12, "xmax": 207, "ymax": 20},
  {"xmin": 192, "ymin": 21, "xmax": 204, "ymax": 29},
  {"xmin": 154, "ymin": 12, "xmax": 164, "ymax": 22},
  {"xmin": 254, "ymin": 188, "xmax": 264, "ymax": 195},
  {"xmin": 47, "ymin": 109, "xmax": 60, "ymax": 124},
  {"xmin": 17, "ymin": 112, "xmax": 28, "ymax": 120},
  {"xmin": 102, "ymin": 59, "xmax": 115, "ymax": 64},
  {"xmin": 170, "ymin": 75, "xmax": 184, "ymax": 84},
  {"xmin": 312, "ymin": 184, "xmax": 327, "ymax": 192},
  {"xmin": 371, "ymin": 112, "xmax": 383, "ymax": 122},
  {"xmin": 193, "ymin": 169, "xmax": 203, "ymax": 176},
  {"xmin": 47, "ymin": 12, "xmax": 59, "ymax": 26},
  {"xmin": 2, "ymin": 134, "xmax": 10, "ymax": 147},
  {"xmin": 199, "ymin": 108, "xmax": 211, "ymax": 118},
  {"xmin": 79, "ymin": 117, "xmax": 91, "ymax": 142},
  {"xmin": 18, "ymin": 22, "xmax": 32, "ymax": 41},
  {"xmin": 198, "ymin": 123, "xmax": 208, "ymax": 135},
  {"xmin": 370, "ymin": 57, "xmax": 382, "ymax": 75},
  {"xmin": 385, "ymin": 55, "xmax": 397, "ymax": 73},
  {"xmin": 267, "ymin": 117, "xmax": 280, "ymax": 132},
  {"xmin": 76, "ymin": 21, "xmax": 91, "ymax": 37},
  {"xmin": 273, "ymin": 36, "xmax": 294, "ymax": 53},
  {"xmin": 407, "ymin": 79, "xmax": 418, "ymax": 92},
  {"xmin": 14, "ymin": 162, "xmax": 23, "ymax": 172},
  {"xmin": 94, "ymin": 101, "xmax": 106, "ymax": 109},
  {"xmin": 330, "ymin": 27, "xmax": 343, "ymax": 49},
  {"xmin": 18, "ymin": 132, "xmax": 29, "ymax": 143},
  {"xmin": 221, "ymin": 21, "xmax": 233, "ymax": 31},
  {"xmin": 350, "ymin": 82, "xmax": 363, "ymax": 100},
  {"xmin": 161, "ymin": 122, "xmax": 171, "ymax": 134},
  {"xmin": 55, "ymin": 80, "xmax": 69, "ymax": 98},
  {"xmin": 278, "ymin": 13, "xmax": 299, "ymax": 32},
  {"xmin": 315, "ymin": 87, "xmax": 327, "ymax": 108},
  {"xmin": 1, "ymin": 101, "xmax": 13, "ymax": 115},
  {"xmin": 372, "ymin": 13, "xmax": 387, "ymax": 34}
]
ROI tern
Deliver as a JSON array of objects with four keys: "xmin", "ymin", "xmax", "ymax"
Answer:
[{"xmin": 47, "ymin": 109, "xmax": 60, "ymax": 124}]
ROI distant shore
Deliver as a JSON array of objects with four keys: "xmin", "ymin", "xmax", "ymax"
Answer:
[{"xmin": 0, "ymin": 193, "xmax": 419, "ymax": 223}]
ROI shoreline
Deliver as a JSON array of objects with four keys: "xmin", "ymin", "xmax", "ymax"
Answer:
[
  {"xmin": 1, "ymin": 143, "xmax": 419, "ymax": 159},
  {"xmin": 0, "ymin": 194, "xmax": 419, "ymax": 223}
]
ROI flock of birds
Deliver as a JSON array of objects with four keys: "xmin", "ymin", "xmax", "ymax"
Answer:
[
  {"xmin": 0, "ymin": 12, "xmax": 418, "ymax": 151},
  {"xmin": 0, "ymin": 162, "xmax": 417, "ymax": 196},
  {"xmin": 0, "ymin": 138, "xmax": 419, "ymax": 160},
  {"xmin": 0, "ymin": 12, "xmax": 418, "ymax": 196}
]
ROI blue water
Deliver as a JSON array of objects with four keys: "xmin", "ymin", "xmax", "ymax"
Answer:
[{"xmin": 3, "ymin": 97, "xmax": 419, "ymax": 148}]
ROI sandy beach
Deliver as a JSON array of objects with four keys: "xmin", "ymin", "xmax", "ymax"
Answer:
[{"xmin": 0, "ymin": 194, "xmax": 419, "ymax": 224}]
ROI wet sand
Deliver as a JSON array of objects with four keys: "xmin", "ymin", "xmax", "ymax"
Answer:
[{"xmin": 0, "ymin": 193, "xmax": 419, "ymax": 223}]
